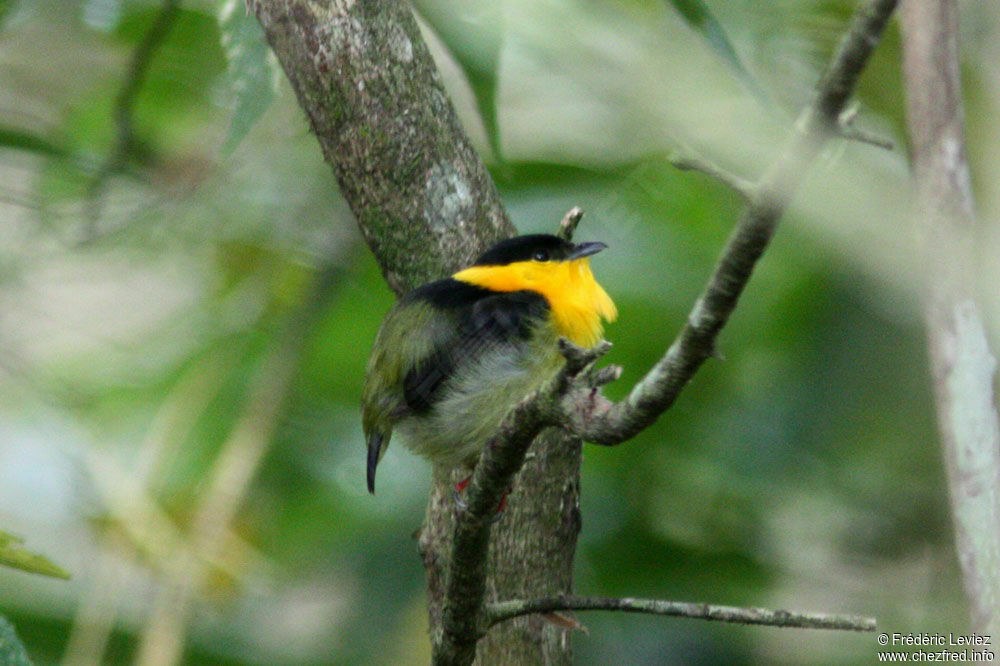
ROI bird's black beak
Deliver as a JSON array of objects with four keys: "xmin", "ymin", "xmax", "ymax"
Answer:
[{"xmin": 568, "ymin": 241, "xmax": 607, "ymax": 260}]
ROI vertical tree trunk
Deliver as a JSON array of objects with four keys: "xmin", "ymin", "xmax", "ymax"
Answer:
[
  {"xmin": 421, "ymin": 434, "xmax": 581, "ymax": 664},
  {"xmin": 249, "ymin": 1, "xmax": 580, "ymax": 661},
  {"xmin": 900, "ymin": 0, "xmax": 1000, "ymax": 636}
]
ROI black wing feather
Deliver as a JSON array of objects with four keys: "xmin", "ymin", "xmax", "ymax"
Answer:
[{"xmin": 402, "ymin": 282, "xmax": 547, "ymax": 413}]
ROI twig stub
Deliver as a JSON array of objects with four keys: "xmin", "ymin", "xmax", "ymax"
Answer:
[{"xmin": 557, "ymin": 206, "xmax": 585, "ymax": 241}]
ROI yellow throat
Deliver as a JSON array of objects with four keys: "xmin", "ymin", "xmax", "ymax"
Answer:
[{"xmin": 452, "ymin": 257, "xmax": 617, "ymax": 348}]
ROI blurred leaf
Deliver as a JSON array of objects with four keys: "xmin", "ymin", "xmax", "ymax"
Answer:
[
  {"xmin": 218, "ymin": 0, "xmax": 279, "ymax": 154},
  {"xmin": 0, "ymin": 530, "xmax": 70, "ymax": 579},
  {"xmin": 0, "ymin": 0, "xmax": 14, "ymax": 30},
  {"xmin": 666, "ymin": 0, "xmax": 765, "ymax": 103},
  {"xmin": 0, "ymin": 617, "xmax": 33, "ymax": 666},
  {"xmin": 113, "ymin": 4, "xmax": 226, "ymax": 136},
  {"xmin": 466, "ymin": 66, "xmax": 502, "ymax": 163},
  {"xmin": 0, "ymin": 127, "xmax": 66, "ymax": 158},
  {"xmin": 81, "ymin": 0, "xmax": 124, "ymax": 32}
]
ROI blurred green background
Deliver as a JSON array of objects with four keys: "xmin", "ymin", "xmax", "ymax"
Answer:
[{"xmin": 2, "ymin": 0, "xmax": 999, "ymax": 663}]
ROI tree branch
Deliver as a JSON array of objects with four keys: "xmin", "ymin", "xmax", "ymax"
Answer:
[
  {"xmin": 435, "ymin": 0, "xmax": 897, "ymax": 659},
  {"xmin": 570, "ymin": 0, "xmax": 899, "ymax": 446},
  {"xmin": 486, "ymin": 596, "xmax": 877, "ymax": 633},
  {"xmin": 667, "ymin": 147, "xmax": 756, "ymax": 200},
  {"xmin": 85, "ymin": 0, "xmax": 180, "ymax": 239},
  {"xmin": 900, "ymin": 0, "xmax": 1000, "ymax": 638},
  {"xmin": 436, "ymin": 340, "xmax": 611, "ymax": 665},
  {"xmin": 556, "ymin": 206, "xmax": 585, "ymax": 240},
  {"xmin": 837, "ymin": 103, "xmax": 895, "ymax": 150},
  {"xmin": 253, "ymin": 0, "xmax": 897, "ymax": 662}
]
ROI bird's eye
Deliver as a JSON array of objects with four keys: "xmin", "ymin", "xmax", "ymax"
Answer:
[{"xmin": 532, "ymin": 249, "xmax": 550, "ymax": 262}]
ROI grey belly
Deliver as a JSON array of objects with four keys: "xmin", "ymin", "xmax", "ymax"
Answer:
[{"xmin": 397, "ymin": 342, "xmax": 561, "ymax": 470}]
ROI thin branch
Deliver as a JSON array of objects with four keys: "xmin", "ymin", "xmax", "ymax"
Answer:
[
  {"xmin": 838, "ymin": 124, "xmax": 894, "ymax": 150},
  {"xmin": 571, "ymin": 0, "xmax": 899, "ymax": 446},
  {"xmin": 667, "ymin": 149, "xmax": 756, "ymax": 200},
  {"xmin": 557, "ymin": 206, "xmax": 584, "ymax": 240},
  {"xmin": 436, "ymin": 340, "xmax": 611, "ymax": 665},
  {"xmin": 84, "ymin": 0, "xmax": 180, "ymax": 240},
  {"xmin": 435, "ymin": 0, "xmax": 898, "ymax": 661},
  {"xmin": 838, "ymin": 103, "xmax": 895, "ymax": 150},
  {"xmin": 486, "ymin": 596, "xmax": 877, "ymax": 632}
]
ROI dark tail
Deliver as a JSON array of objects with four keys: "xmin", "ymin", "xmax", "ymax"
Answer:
[{"xmin": 366, "ymin": 432, "xmax": 384, "ymax": 494}]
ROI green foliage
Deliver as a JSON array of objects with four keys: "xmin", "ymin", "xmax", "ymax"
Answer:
[
  {"xmin": 0, "ymin": 531, "xmax": 69, "ymax": 580},
  {"xmin": 665, "ymin": 0, "xmax": 765, "ymax": 103},
  {"xmin": 0, "ymin": 0, "xmax": 12, "ymax": 30},
  {"xmin": 414, "ymin": 1, "xmax": 504, "ymax": 160},
  {"xmin": 217, "ymin": 0, "xmax": 279, "ymax": 154}
]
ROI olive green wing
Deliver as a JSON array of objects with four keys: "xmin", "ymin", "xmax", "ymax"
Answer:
[
  {"xmin": 361, "ymin": 296, "xmax": 446, "ymax": 493},
  {"xmin": 361, "ymin": 279, "xmax": 548, "ymax": 493}
]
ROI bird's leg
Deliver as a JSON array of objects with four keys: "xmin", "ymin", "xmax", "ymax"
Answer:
[
  {"xmin": 452, "ymin": 476, "xmax": 470, "ymax": 510},
  {"xmin": 452, "ymin": 476, "xmax": 508, "ymax": 519},
  {"xmin": 495, "ymin": 490, "xmax": 508, "ymax": 514}
]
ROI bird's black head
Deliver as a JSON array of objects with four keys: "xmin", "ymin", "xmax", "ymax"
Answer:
[{"xmin": 472, "ymin": 234, "xmax": 606, "ymax": 267}]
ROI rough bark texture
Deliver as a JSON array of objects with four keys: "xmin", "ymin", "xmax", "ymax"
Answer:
[
  {"xmin": 248, "ymin": 1, "xmax": 580, "ymax": 662},
  {"xmin": 900, "ymin": 0, "xmax": 1000, "ymax": 637},
  {"xmin": 423, "ymin": 434, "xmax": 581, "ymax": 665},
  {"xmin": 247, "ymin": 0, "xmax": 510, "ymax": 290}
]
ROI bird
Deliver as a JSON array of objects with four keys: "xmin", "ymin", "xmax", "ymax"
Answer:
[{"xmin": 361, "ymin": 233, "xmax": 616, "ymax": 495}]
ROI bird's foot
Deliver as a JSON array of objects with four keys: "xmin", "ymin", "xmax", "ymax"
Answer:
[{"xmin": 452, "ymin": 476, "xmax": 507, "ymax": 522}]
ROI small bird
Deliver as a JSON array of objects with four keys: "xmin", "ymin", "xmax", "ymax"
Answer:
[{"xmin": 362, "ymin": 234, "xmax": 617, "ymax": 494}]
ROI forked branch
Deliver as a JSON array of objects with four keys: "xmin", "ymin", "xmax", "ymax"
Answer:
[
  {"xmin": 435, "ymin": 0, "xmax": 898, "ymax": 663},
  {"xmin": 568, "ymin": 0, "xmax": 900, "ymax": 446}
]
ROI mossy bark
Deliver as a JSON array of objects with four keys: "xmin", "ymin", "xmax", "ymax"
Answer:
[
  {"xmin": 248, "ymin": 0, "xmax": 510, "ymax": 290},
  {"xmin": 249, "ymin": 1, "xmax": 579, "ymax": 662}
]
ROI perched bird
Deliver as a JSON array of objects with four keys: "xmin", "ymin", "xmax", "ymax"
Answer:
[{"xmin": 361, "ymin": 234, "xmax": 616, "ymax": 494}]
